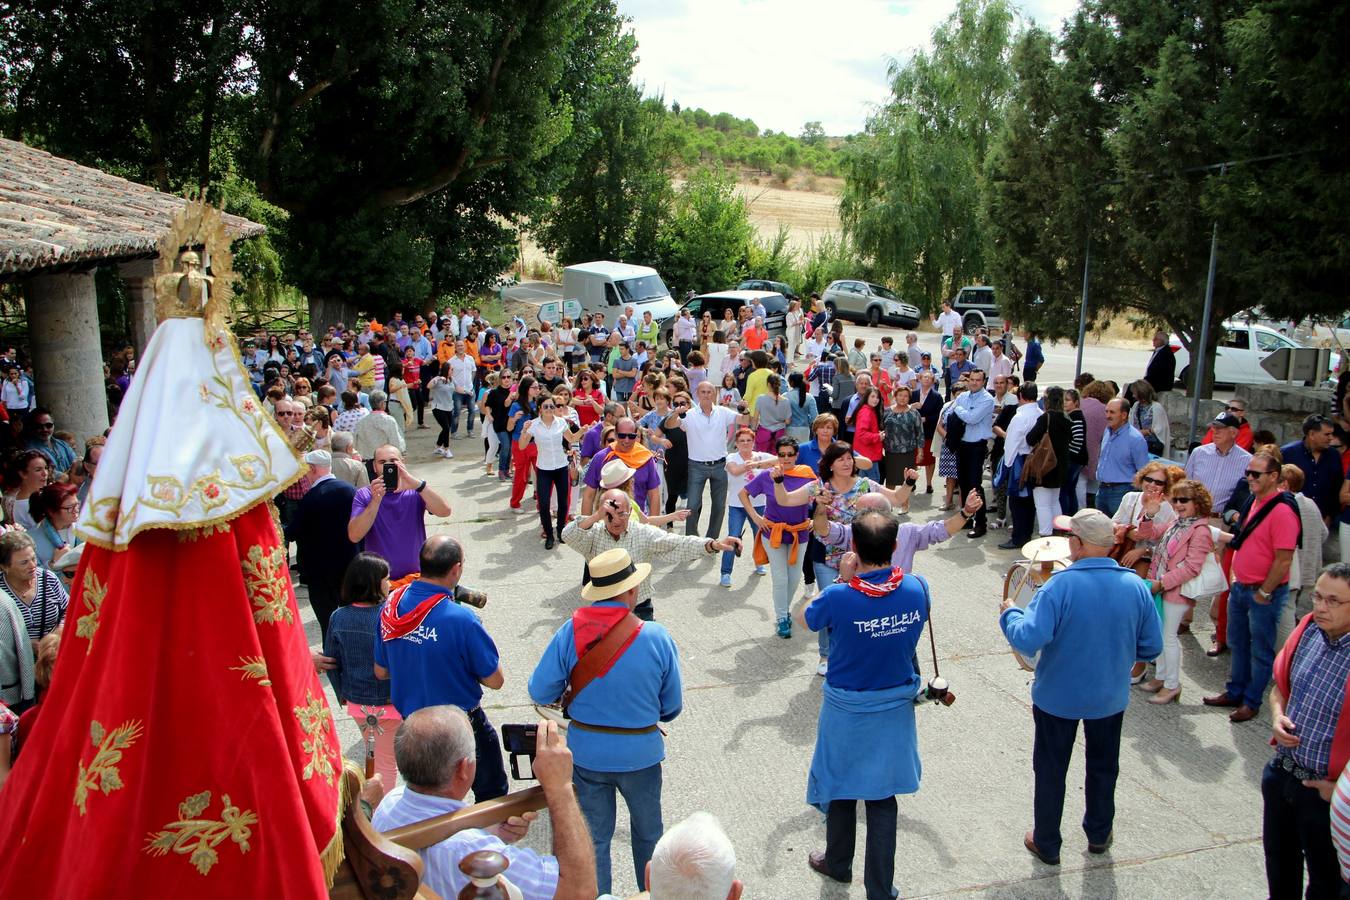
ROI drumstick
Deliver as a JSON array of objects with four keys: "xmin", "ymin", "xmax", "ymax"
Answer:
[{"xmin": 927, "ymin": 598, "xmax": 940, "ymax": 680}]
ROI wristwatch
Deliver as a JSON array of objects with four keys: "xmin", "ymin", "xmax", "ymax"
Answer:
[
  {"xmin": 415, "ymin": 480, "xmax": 427, "ymax": 493},
  {"xmin": 1255, "ymin": 587, "xmax": 1270, "ymax": 601},
  {"xmin": 905, "ymin": 477, "xmax": 918, "ymax": 488},
  {"xmin": 772, "ymin": 474, "xmax": 785, "ymax": 484}
]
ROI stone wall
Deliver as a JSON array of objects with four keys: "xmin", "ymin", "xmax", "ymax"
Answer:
[{"xmin": 1159, "ymin": 383, "xmax": 1334, "ymax": 452}]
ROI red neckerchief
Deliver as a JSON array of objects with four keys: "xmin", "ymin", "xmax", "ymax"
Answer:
[
  {"xmin": 379, "ymin": 584, "xmax": 450, "ymax": 641},
  {"xmin": 848, "ymin": 567, "xmax": 906, "ymax": 597},
  {"xmin": 571, "ymin": 605, "xmax": 642, "ymax": 675}
]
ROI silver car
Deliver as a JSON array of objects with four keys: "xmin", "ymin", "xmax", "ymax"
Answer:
[{"xmin": 820, "ymin": 280, "xmax": 920, "ymax": 328}]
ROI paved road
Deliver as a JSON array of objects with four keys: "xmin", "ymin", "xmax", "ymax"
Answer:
[{"xmin": 304, "ymin": 419, "xmax": 1270, "ymax": 899}]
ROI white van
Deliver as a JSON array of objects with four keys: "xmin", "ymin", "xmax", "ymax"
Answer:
[{"xmin": 561, "ymin": 261, "xmax": 679, "ymax": 324}]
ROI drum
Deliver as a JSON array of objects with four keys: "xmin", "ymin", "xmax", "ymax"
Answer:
[{"xmin": 1002, "ymin": 557, "xmax": 1068, "ymax": 671}]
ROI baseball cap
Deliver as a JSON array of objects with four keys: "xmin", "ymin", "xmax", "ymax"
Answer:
[
  {"xmin": 1212, "ymin": 412, "xmax": 1241, "ymax": 429},
  {"xmin": 1052, "ymin": 509, "xmax": 1115, "ymax": 547}
]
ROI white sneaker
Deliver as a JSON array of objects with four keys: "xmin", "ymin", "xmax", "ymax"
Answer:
[
  {"xmin": 755, "ymin": 565, "xmax": 768, "ymax": 576},
  {"xmin": 433, "ymin": 447, "xmax": 446, "ymax": 457},
  {"xmin": 815, "ymin": 659, "xmax": 828, "ymax": 677},
  {"xmin": 443, "ymin": 448, "xmax": 454, "ymax": 459}
]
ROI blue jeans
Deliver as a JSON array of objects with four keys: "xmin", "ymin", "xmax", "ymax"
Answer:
[
  {"xmin": 573, "ymin": 763, "xmax": 663, "ymax": 896},
  {"xmin": 1060, "ymin": 462, "xmax": 1082, "ymax": 516},
  {"xmin": 721, "ymin": 505, "xmax": 762, "ymax": 576},
  {"xmin": 494, "ymin": 430, "xmax": 512, "ymax": 474},
  {"xmin": 449, "ymin": 391, "xmax": 474, "ymax": 435},
  {"xmin": 813, "ymin": 561, "xmax": 838, "ymax": 657},
  {"xmin": 1225, "ymin": 581, "xmax": 1288, "ymax": 710},
  {"xmin": 1095, "ymin": 482, "xmax": 1131, "ymax": 517}
]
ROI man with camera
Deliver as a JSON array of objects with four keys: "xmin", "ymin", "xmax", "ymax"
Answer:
[
  {"xmin": 347, "ymin": 444, "xmax": 451, "ymax": 581},
  {"xmin": 527, "ymin": 547, "xmax": 684, "ymax": 896},
  {"xmin": 793, "ymin": 510, "xmax": 934, "ymax": 900},
  {"xmin": 562, "ymin": 487, "xmax": 741, "ymax": 620},
  {"xmin": 372, "ymin": 708, "xmax": 597, "ymax": 900},
  {"xmin": 999, "ymin": 508, "xmax": 1162, "ymax": 866},
  {"xmin": 374, "ymin": 535, "xmax": 508, "ymax": 802}
]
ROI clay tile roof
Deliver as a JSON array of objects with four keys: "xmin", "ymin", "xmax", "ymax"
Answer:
[{"xmin": 0, "ymin": 138, "xmax": 264, "ymax": 277}]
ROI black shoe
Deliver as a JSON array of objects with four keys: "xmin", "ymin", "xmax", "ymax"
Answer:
[
  {"xmin": 1088, "ymin": 832, "xmax": 1113, "ymax": 854},
  {"xmin": 544, "ymin": 537, "xmax": 555, "ymax": 550},
  {"xmin": 967, "ymin": 526, "xmax": 987, "ymax": 539},
  {"xmin": 998, "ymin": 539, "xmax": 1020, "ymax": 550},
  {"xmin": 807, "ymin": 851, "xmax": 851, "ymax": 884}
]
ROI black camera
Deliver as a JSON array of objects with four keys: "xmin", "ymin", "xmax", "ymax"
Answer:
[
  {"xmin": 923, "ymin": 677, "xmax": 955, "ymax": 707},
  {"xmin": 500, "ymin": 723, "xmax": 538, "ymax": 780}
]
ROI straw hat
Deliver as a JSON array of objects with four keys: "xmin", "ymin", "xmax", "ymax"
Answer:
[
  {"xmin": 599, "ymin": 458, "xmax": 636, "ymax": 490},
  {"xmin": 581, "ymin": 548, "xmax": 651, "ymax": 602}
]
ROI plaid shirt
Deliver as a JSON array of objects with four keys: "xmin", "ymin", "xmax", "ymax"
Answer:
[
  {"xmin": 1281, "ymin": 624, "xmax": 1350, "ymax": 777},
  {"xmin": 809, "ymin": 360, "xmax": 835, "ymax": 394},
  {"xmin": 560, "ymin": 519, "xmax": 717, "ymax": 598}
]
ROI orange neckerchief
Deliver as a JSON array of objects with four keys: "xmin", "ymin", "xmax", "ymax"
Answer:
[
  {"xmin": 608, "ymin": 442, "xmax": 654, "ymax": 469},
  {"xmin": 779, "ymin": 464, "xmax": 818, "ymax": 480}
]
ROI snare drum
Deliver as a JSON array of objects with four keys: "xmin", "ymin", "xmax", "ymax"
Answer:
[{"xmin": 1002, "ymin": 558, "xmax": 1067, "ymax": 671}]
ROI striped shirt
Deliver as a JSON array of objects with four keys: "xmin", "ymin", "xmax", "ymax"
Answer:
[
  {"xmin": 372, "ymin": 785, "xmax": 559, "ymax": 900},
  {"xmin": 1184, "ymin": 442, "xmax": 1252, "ymax": 509},
  {"xmin": 1332, "ymin": 767, "xmax": 1350, "ymax": 882},
  {"xmin": 0, "ymin": 569, "xmax": 68, "ymax": 642},
  {"xmin": 1279, "ymin": 624, "xmax": 1350, "ymax": 776},
  {"xmin": 561, "ymin": 519, "xmax": 717, "ymax": 599}
]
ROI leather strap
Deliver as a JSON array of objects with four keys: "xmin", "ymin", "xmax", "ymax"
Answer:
[
  {"xmin": 568, "ymin": 720, "xmax": 660, "ymax": 735},
  {"xmin": 561, "ymin": 613, "xmax": 642, "ymax": 715}
]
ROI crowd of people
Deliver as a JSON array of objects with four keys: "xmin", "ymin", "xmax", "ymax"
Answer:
[{"xmin": 2, "ymin": 298, "xmax": 1350, "ymax": 900}]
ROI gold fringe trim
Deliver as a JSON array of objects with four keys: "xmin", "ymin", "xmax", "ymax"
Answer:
[
  {"xmin": 75, "ymin": 467, "xmax": 305, "ymax": 553},
  {"xmin": 320, "ymin": 761, "xmax": 362, "ymax": 888}
]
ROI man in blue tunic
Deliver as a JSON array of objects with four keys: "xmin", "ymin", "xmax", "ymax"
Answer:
[{"xmin": 795, "ymin": 510, "xmax": 930, "ymax": 899}]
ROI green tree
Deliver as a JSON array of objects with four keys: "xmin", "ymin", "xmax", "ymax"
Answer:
[
  {"xmin": 800, "ymin": 121, "xmax": 825, "ymax": 145},
  {"xmin": 839, "ymin": 0, "xmax": 1017, "ymax": 311},
  {"xmin": 655, "ymin": 168, "xmax": 753, "ymax": 295}
]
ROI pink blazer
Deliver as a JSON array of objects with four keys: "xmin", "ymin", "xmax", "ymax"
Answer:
[{"xmin": 1138, "ymin": 519, "xmax": 1214, "ymax": 605}]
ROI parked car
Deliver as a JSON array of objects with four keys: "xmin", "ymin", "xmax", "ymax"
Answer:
[
  {"xmin": 1169, "ymin": 321, "xmax": 1306, "ymax": 386},
  {"xmin": 820, "ymin": 280, "xmax": 920, "ymax": 328},
  {"xmin": 949, "ymin": 285, "xmax": 1001, "ymax": 333},
  {"xmin": 662, "ymin": 290, "xmax": 788, "ymax": 349},
  {"xmin": 736, "ymin": 278, "xmax": 798, "ymax": 301},
  {"xmin": 1309, "ymin": 314, "xmax": 1350, "ymax": 350}
]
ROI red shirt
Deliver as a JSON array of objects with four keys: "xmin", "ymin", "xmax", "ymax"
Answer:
[
  {"xmin": 853, "ymin": 404, "xmax": 884, "ymax": 465},
  {"xmin": 401, "ymin": 358, "xmax": 422, "ymax": 389},
  {"xmin": 575, "ymin": 389, "xmax": 604, "ymax": 426},
  {"xmin": 744, "ymin": 327, "xmax": 768, "ymax": 350},
  {"xmin": 1231, "ymin": 490, "xmax": 1300, "ymax": 585}
]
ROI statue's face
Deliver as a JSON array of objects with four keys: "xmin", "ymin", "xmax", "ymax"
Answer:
[{"xmin": 180, "ymin": 251, "xmax": 201, "ymax": 270}]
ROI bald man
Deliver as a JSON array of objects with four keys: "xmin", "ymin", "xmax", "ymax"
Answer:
[{"xmin": 348, "ymin": 444, "xmax": 451, "ymax": 579}]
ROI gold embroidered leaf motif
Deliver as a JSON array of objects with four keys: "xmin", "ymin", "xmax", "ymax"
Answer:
[
  {"xmin": 73, "ymin": 718, "xmax": 143, "ymax": 815},
  {"xmin": 230, "ymin": 656, "xmax": 272, "ymax": 687},
  {"xmin": 241, "ymin": 544, "xmax": 292, "ymax": 625},
  {"xmin": 75, "ymin": 570, "xmax": 108, "ymax": 650},
  {"xmin": 294, "ymin": 691, "xmax": 336, "ymax": 785},
  {"xmin": 145, "ymin": 791, "xmax": 258, "ymax": 876}
]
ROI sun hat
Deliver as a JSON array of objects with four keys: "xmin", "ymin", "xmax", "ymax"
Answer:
[
  {"xmin": 599, "ymin": 458, "xmax": 636, "ymax": 490},
  {"xmin": 581, "ymin": 548, "xmax": 652, "ymax": 602}
]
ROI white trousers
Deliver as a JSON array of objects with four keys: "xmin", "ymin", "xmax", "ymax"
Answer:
[
  {"xmin": 1033, "ymin": 486, "xmax": 1061, "ymax": 536},
  {"xmin": 1155, "ymin": 601, "xmax": 1186, "ymax": 689}
]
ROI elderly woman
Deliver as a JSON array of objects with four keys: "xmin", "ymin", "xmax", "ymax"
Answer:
[
  {"xmin": 1112, "ymin": 460, "xmax": 1185, "ymax": 573},
  {"xmin": 0, "ymin": 530, "xmax": 67, "ymax": 648},
  {"xmin": 1135, "ymin": 480, "xmax": 1216, "ymax": 704},
  {"xmin": 26, "ymin": 483, "xmax": 80, "ymax": 571}
]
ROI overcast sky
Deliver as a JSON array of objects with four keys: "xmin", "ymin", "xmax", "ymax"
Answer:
[{"xmin": 618, "ymin": 0, "xmax": 1081, "ymax": 136}]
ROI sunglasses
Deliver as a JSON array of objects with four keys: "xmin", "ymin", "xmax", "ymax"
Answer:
[
  {"xmin": 1245, "ymin": 469, "xmax": 1272, "ymax": 479},
  {"xmin": 1226, "ymin": 406, "xmax": 1244, "ymax": 413},
  {"xmin": 615, "ymin": 432, "xmax": 638, "ymax": 440},
  {"xmin": 540, "ymin": 404, "xmax": 556, "ymax": 410},
  {"xmin": 777, "ymin": 451, "xmax": 797, "ymax": 459},
  {"xmin": 1171, "ymin": 496, "xmax": 1193, "ymax": 503},
  {"xmin": 1141, "ymin": 476, "xmax": 1167, "ymax": 486}
]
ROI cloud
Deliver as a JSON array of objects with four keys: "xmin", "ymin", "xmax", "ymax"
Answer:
[{"xmin": 619, "ymin": 0, "xmax": 1081, "ymax": 135}]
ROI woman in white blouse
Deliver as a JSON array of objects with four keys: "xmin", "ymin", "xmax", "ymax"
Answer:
[{"xmin": 518, "ymin": 394, "xmax": 585, "ymax": 550}]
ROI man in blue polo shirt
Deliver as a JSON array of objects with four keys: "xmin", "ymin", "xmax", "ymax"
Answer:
[
  {"xmin": 374, "ymin": 535, "xmax": 508, "ymax": 802},
  {"xmin": 528, "ymin": 548, "xmax": 683, "ymax": 896},
  {"xmin": 1000, "ymin": 509, "xmax": 1162, "ymax": 865},
  {"xmin": 1095, "ymin": 398, "xmax": 1150, "ymax": 516},
  {"xmin": 796, "ymin": 510, "xmax": 929, "ymax": 900}
]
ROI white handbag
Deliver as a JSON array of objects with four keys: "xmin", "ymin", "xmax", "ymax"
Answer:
[{"xmin": 1181, "ymin": 551, "xmax": 1227, "ymax": 599}]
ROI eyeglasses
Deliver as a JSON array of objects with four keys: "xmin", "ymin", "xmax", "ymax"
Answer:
[
  {"xmin": 1171, "ymin": 496, "xmax": 1193, "ymax": 503},
  {"xmin": 1245, "ymin": 469, "xmax": 1273, "ymax": 479},
  {"xmin": 59, "ymin": 503, "xmax": 80, "ymax": 512},
  {"xmin": 1226, "ymin": 406, "xmax": 1244, "ymax": 413},
  {"xmin": 1311, "ymin": 591, "xmax": 1350, "ymax": 609},
  {"xmin": 615, "ymin": 432, "xmax": 638, "ymax": 440},
  {"xmin": 1141, "ymin": 475, "xmax": 1167, "ymax": 486},
  {"xmin": 540, "ymin": 404, "xmax": 556, "ymax": 410},
  {"xmin": 777, "ymin": 451, "xmax": 797, "ymax": 459}
]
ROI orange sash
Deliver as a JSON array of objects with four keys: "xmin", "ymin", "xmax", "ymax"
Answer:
[
  {"xmin": 753, "ymin": 518, "xmax": 813, "ymax": 566},
  {"xmin": 608, "ymin": 442, "xmax": 654, "ymax": 469}
]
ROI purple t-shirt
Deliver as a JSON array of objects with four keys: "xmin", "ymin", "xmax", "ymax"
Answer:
[
  {"xmin": 580, "ymin": 426, "xmax": 605, "ymax": 461},
  {"xmin": 583, "ymin": 447, "xmax": 662, "ymax": 512},
  {"xmin": 743, "ymin": 471, "xmax": 815, "ymax": 524},
  {"xmin": 351, "ymin": 487, "xmax": 427, "ymax": 579}
]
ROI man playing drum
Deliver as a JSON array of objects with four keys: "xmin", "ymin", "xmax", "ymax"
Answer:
[{"xmin": 998, "ymin": 508, "xmax": 1162, "ymax": 865}]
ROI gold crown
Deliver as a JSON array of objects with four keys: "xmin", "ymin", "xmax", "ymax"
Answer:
[{"xmin": 153, "ymin": 199, "xmax": 234, "ymax": 341}]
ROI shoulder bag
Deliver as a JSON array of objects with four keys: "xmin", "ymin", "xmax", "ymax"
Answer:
[{"xmin": 1180, "ymin": 526, "xmax": 1227, "ymax": 598}]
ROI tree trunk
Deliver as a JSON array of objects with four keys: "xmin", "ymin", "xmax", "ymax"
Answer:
[{"xmin": 309, "ymin": 295, "xmax": 360, "ymax": 335}]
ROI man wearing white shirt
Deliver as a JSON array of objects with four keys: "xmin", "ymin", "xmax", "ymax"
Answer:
[
  {"xmin": 448, "ymin": 341, "xmax": 478, "ymax": 438},
  {"xmin": 674, "ymin": 309, "xmax": 698, "ymax": 362},
  {"xmin": 972, "ymin": 334, "xmax": 994, "ymax": 374},
  {"xmin": 999, "ymin": 382, "xmax": 1042, "ymax": 550},
  {"xmin": 804, "ymin": 333, "xmax": 828, "ymax": 364},
  {"xmin": 933, "ymin": 301, "xmax": 961, "ymax": 338},
  {"xmin": 988, "ymin": 341, "xmax": 1013, "ymax": 380},
  {"xmin": 679, "ymin": 381, "xmax": 748, "ymax": 538},
  {"xmin": 720, "ymin": 341, "xmax": 742, "ymax": 380}
]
